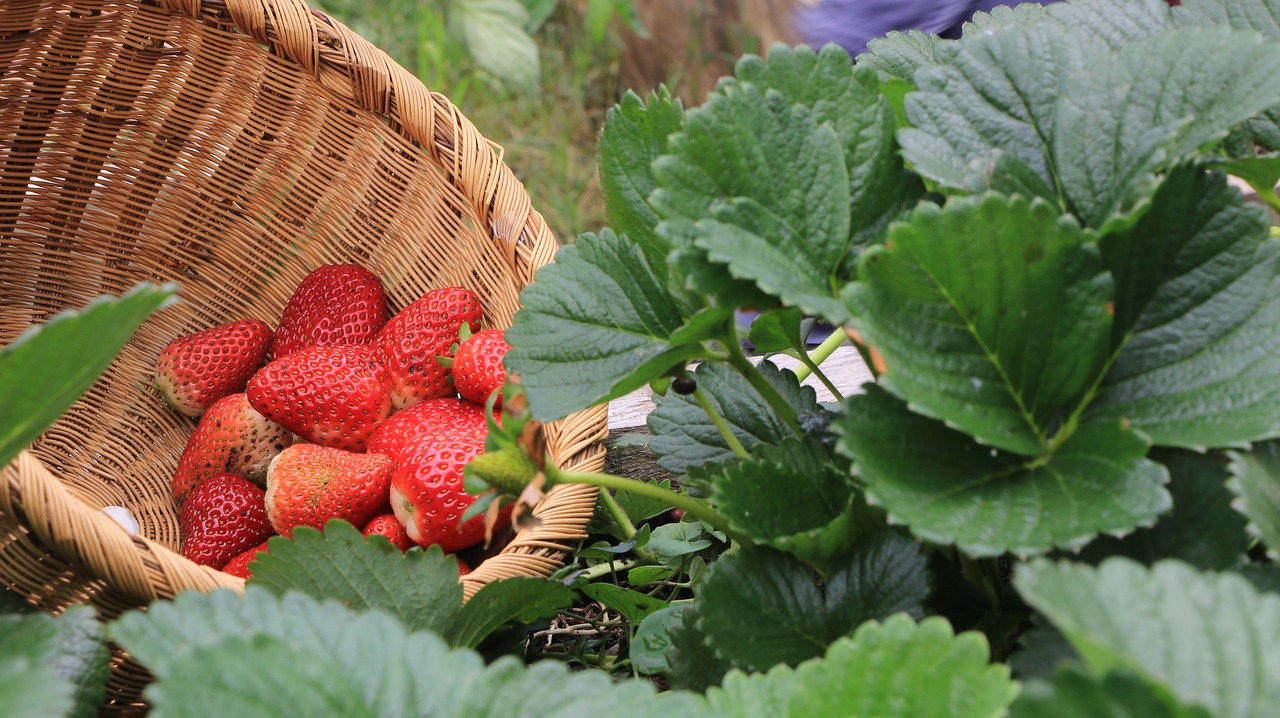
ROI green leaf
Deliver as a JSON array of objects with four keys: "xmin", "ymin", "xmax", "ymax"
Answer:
[
  {"xmin": 697, "ymin": 535, "xmax": 930, "ymax": 672},
  {"xmin": 1088, "ymin": 170, "xmax": 1280, "ymax": 449},
  {"xmin": 247, "ymin": 520, "xmax": 464, "ymax": 636},
  {"xmin": 847, "ymin": 194, "xmax": 1113, "ymax": 456},
  {"xmin": 703, "ymin": 437, "xmax": 865, "ymax": 572},
  {"xmin": 0, "ymin": 606, "xmax": 109, "ymax": 718},
  {"xmin": 706, "ymin": 615, "xmax": 1017, "ymax": 718},
  {"xmin": 666, "ymin": 603, "xmax": 732, "ymax": 692},
  {"xmin": 1240, "ymin": 562, "xmax": 1280, "ymax": 594},
  {"xmin": 961, "ymin": 3, "xmax": 1050, "ymax": 34},
  {"xmin": 645, "ymin": 521, "xmax": 716, "ymax": 566},
  {"xmin": 1078, "ymin": 448, "xmax": 1248, "ymax": 570},
  {"xmin": 649, "ymin": 360, "xmax": 819, "ymax": 475},
  {"xmin": 1016, "ymin": 557, "xmax": 1280, "ymax": 718},
  {"xmin": 447, "ymin": 0, "xmax": 539, "ymax": 92},
  {"xmin": 0, "ymin": 282, "xmax": 177, "ymax": 469},
  {"xmin": 1011, "ymin": 666, "xmax": 1212, "ymax": 718},
  {"xmin": 857, "ymin": 31, "xmax": 940, "ymax": 81},
  {"xmin": 579, "ymin": 583, "xmax": 668, "ymax": 625},
  {"xmin": 507, "ymin": 228, "xmax": 704, "ymax": 422},
  {"xmin": 746, "ymin": 307, "xmax": 805, "ymax": 355},
  {"xmin": 1042, "ymin": 0, "xmax": 1174, "ymax": 50},
  {"xmin": 836, "ymin": 386, "xmax": 1172, "ymax": 557},
  {"xmin": 1227, "ymin": 440, "xmax": 1280, "ymax": 558},
  {"xmin": 652, "ymin": 83, "xmax": 850, "ymax": 321},
  {"xmin": 631, "ymin": 604, "xmax": 688, "ymax": 676},
  {"xmin": 900, "ymin": 18, "xmax": 1280, "ymax": 227},
  {"xmin": 1009, "ymin": 613, "xmax": 1080, "ymax": 683},
  {"xmin": 1212, "ymin": 156, "xmax": 1280, "ymax": 205},
  {"xmin": 443, "ymin": 577, "xmax": 575, "ymax": 649},
  {"xmin": 113, "ymin": 587, "xmax": 704, "ymax": 718},
  {"xmin": 598, "ymin": 88, "xmax": 685, "ymax": 273}
]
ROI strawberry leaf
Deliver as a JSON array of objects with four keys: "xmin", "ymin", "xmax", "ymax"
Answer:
[
  {"xmin": 579, "ymin": 583, "xmax": 668, "ymax": 625},
  {"xmin": 248, "ymin": 520, "xmax": 464, "ymax": 635},
  {"xmin": 836, "ymin": 386, "xmax": 1172, "ymax": 557},
  {"xmin": 1011, "ymin": 666, "xmax": 1212, "ymax": 718},
  {"xmin": 507, "ymin": 228, "xmax": 708, "ymax": 422},
  {"xmin": 598, "ymin": 87, "xmax": 685, "ymax": 274},
  {"xmin": 705, "ymin": 615, "xmax": 1017, "ymax": 718},
  {"xmin": 1078, "ymin": 449, "xmax": 1248, "ymax": 571},
  {"xmin": 652, "ymin": 46, "xmax": 916, "ymax": 323},
  {"xmin": 700, "ymin": 437, "xmax": 877, "ymax": 573},
  {"xmin": 0, "ymin": 282, "xmax": 177, "ymax": 469},
  {"xmin": 1087, "ymin": 169, "xmax": 1280, "ymax": 448},
  {"xmin": 1226, "ymin": 440, "xmax": 1280, "ymax": 559},
  {"xmin": 0, "ymin": 606, "xmax": 108, "ymax": 718},
  {"xmin": 648, "ymin": 360, "xmax": 820, "ymax": 475},
  {"xmin": 1016, "ymin": 557, "xmax": 1280, "ymax": 718},
  {"xmin": 630, "ymin": 605, "xmax": 688, "ymax": 676},
  {"xmin": 111, "ymin": 587, "xmax": 705, "ymax": 718},
  {"xmin": 443, "ymin": 577, "xmax": 575, "ymax": 649},
  {"xmin": 900, "ymin": 17, "xmax": 1280, "ymax": 228},
  {"xmin": 846, "ymin": 194, "xmax": 1113, "ymax": 457},
  {"xmin": 857, "ymin": 31, "xmax": 940, "ymax": 81},
  {"xmin": 696, "ymin": 534, "xmax": 931, "ymax": 672}
]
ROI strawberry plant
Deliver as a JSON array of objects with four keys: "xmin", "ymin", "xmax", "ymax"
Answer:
[{"xmin": 9, "ymin": 0, "xmax": 1280, "ymax": 715}]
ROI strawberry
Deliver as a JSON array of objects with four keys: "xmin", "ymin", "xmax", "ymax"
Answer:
[
  {"xmin": 362, "ymin": 513, "xmax": 414, "ymax": 552},
  {"xmin": 451, "ymin": 328, "xmax": 511, "ymax": 408},
  {"xmin": 375, "ymin": 286, "xmax": 484, "ymax": 409},
  {"xmin": 154, "ymin": 318, "xmax": 273, "ymax": 417},
  {"xmin": 389, "ymin": 434, "xmax": 510, "ymax": 552},
  {"xmin": 464, "ymin": 448, "xmax": 538, "ymax": 496},
  {"xmin": 222, "ymin": 541, "xmax": 270, "ymax": 579},
  {"xmin": 246, "ymin": 345, "xmax": 391, "ymax": 452},
  {"xmin": 366, "ymin": 397, "xmax": 486, "ymax": 461},
  {"xmin": 271, "ymin": 264, "xmax": 388, "ymax": 360},
  {"xmin": 171, "ymin": 393, "xmax": 294, "ymax": 503},
  {"xmin": 180, "ymin": 473, "xmax": 274, "ymax": 569},
  {"xmin": 457, "ymin": 558, "xmax": 472, "ymax": 577},
  {"xmin": 265, "ymin": 444, "xmax": 394, "ymax": 537}
]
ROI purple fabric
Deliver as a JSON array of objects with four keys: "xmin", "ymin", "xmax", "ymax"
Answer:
[{"xmin": 794, "ymin": 0, "xmax": 1033, "ymax": 57}]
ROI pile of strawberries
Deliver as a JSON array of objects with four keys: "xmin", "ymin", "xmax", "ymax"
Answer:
[{"xmin": 154, "ymin": 264, "xmax": 513, "ymax": 578}]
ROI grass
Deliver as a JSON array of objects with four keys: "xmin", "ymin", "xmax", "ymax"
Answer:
[{"xmin": 313, "ymin": 1, "xmax": 632, "ymax": 244}]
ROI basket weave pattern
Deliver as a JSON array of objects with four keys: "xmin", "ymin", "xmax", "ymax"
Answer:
[{"xmin": 0, "ymin": 0, "xmax": 606, "ymax": 707}]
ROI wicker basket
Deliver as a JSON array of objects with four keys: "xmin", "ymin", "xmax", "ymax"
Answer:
[{"xmin": 0, "ymin": 0, "xmax": 606, "ymax": 710}]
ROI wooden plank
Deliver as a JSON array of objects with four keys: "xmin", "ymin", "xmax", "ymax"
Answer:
[{"xmin": 606, "ymin": 344, "xmax": 873, "ymax": 430}]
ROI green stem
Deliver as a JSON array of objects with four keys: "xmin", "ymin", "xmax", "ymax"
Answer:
[
  {"xmin": 724, "ymin": 336, "xmax": 801, "ymax": 434},
  {"xmin": 1270, "ymin": 226, "xmax": 1280, "ymax": 240},
  {"xmin": 598, "ymin": 486, "xmax": 639, "ymax": 539},
  {"xmin": 553, "ymin": 469, "xmax": 753, "ymax": 547},
  {"xmin": 791, "ymin": 327, "xmax": 848, "ymax": 381},
  {"xmin": 578, "ymin": 555, "xmax": 647, "ymax": 582},
  {"xmin": 693, "ymin": 384, "xmax": 750, "ymax": 458}
]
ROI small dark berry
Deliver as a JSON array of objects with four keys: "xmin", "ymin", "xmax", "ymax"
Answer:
[{"xmin": 671, "ymin": 376, "xmax": 697, "ymax": 395}]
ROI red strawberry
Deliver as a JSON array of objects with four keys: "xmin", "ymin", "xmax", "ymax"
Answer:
[
  {"xmin": 222, "ymin": 541, "xmax": 270, "ymax": 579},
  {"xmin": 362, "ymin": 513, "xmax": 414, "ymax": 552},
  {"xmin": 171, "ymin": 393, "xmax": 294, "ymax": 503},
  {"xmin": 247, "ymin": 345, "xmax": 391, "ymax": 452},
  {"xmin": 451, "ymin": 328, "xmax": 511, "ymax": 408},
  {"xmin": 272, "ymin": 264, "xmax": 388, "ymax": 360},
  {"xmin": 155, "ymin": 319, "xmax": 273, "ymax": 417},
  {"xmin": 457, "ymin": 558, "xmax": 472, "ymax": 576},
  {"xmin": 375, "ymin": 286, "xmax": 484, "ymax": 409},
  {"xmin": 180, "ymin": 473, "xmax": 274, "ymax": 569},
  {"xmin": 367, "ymin": 397, "xmax": 486, "ymax": 461},
  {"xmin": 265, "ymin": 444, "xmax": 394, "ymax": 537},
  {"xmin": 389, "ymin": 434, "xmax": 510, "ymax": 552}
]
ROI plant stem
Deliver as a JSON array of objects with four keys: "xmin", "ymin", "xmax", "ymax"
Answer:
[
  {"xmin": 597, "ymin": 486, "xmax": 639, "ymax": 539},
  {"xmin": 791, "ymin": 326, "xmax": 848, "ymax": 382},
  {"xmin": 552, "ymin": 469, "xmax": 753, "ymax": 547},
  {"xmin": 693, "ymin": 384, "xmax": 750, "ymax": 458},
  {"xmin": 724, "ymin": 336, "xmax": 801, "ymax": 434},
  {"xmin": 579, "ymin": 555, "xmax": 647, "ymax": 582}
]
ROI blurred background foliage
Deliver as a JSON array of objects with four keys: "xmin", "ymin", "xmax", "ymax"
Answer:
[{"xmin": 312, "ymin": 0, "xmax": 800, "ymax": 243}]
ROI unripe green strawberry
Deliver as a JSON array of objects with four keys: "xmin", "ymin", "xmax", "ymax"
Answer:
[
  {"xmin": 265, "ymin": 444, "xmax": 394, "ymax": 537},
  {"xmin": 465, "ymin": 448, "xmax": 537, "ymax": 495},
  {"xmin": 452, "ymin": 328, "xmax": 511, "ymax": 408},
  {"xmin": 155, "ymin": 318, "xmax": 273, "ymax": 417}
]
